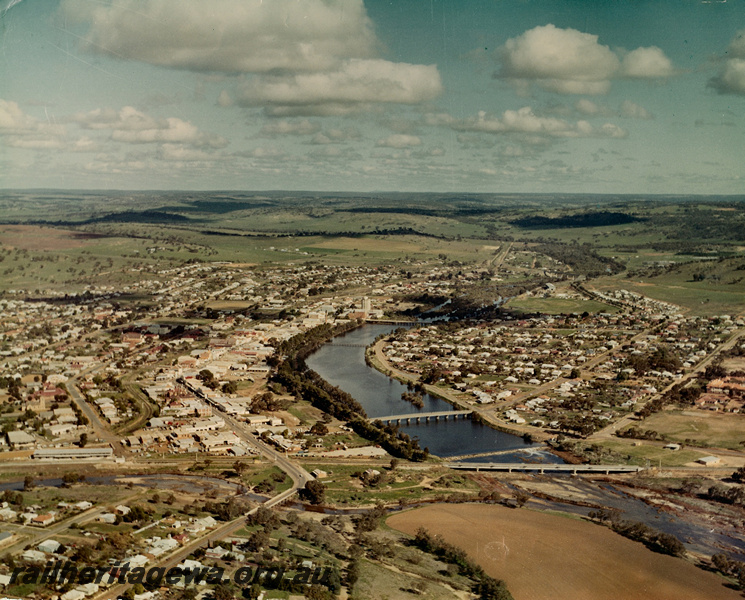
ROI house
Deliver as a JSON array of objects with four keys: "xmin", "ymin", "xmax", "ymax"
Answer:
[
  {"xmin": 205, "ymin": 545, "xmax": 229, "ymax": 559},
  {"xmin": 97, "ymin": 513, "xmax": 117, "ymax": 524},
  {"xmin": 38, "ymin": 539, "xmax": 62, "ymax": 553},
  {"xmin": 6, "ymin": 430, "xmax": 35, "ymax": 449},
  {"xmin": 31, "ymin": 513, "xmax": 55, "ymax": 526},
  {"xmin": 61, "ymin": 590, "xmax": 86, "ymax": 600},
  {"xmin": 696, "ymin": 456, "xmax": 721, "ymax": 466},
  {"xmin": 0, "ymin": 508, "xmax": 18, "ymax": 521},
  {"xmin": 22, "ymin": 549, "xmax": 48, "ymax": 563}
]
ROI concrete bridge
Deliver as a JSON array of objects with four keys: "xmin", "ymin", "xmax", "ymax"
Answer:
[
  {"xmin": 444, "ymin": 462, "xmax": 644, "ymax": 475},
  {"xmin": 370, "ymin": 410, "xmax": 472, "ymax": 425}
]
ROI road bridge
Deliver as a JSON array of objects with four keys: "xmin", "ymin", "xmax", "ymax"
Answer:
[
  {"xmin": 445, "ymin": 462, "xmax": 644, "ymax": 474},
  {"xmin": 371, "ymin": 410, "xmax": 472, "ymax": 425}
]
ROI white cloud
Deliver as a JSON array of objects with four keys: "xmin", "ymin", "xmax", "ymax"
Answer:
[
  {"xmin": 497, "ymin": 24, "xmax": 675, "ymax": 95},
  {"xmin": 310, "ymin": 127, "xmax": 362, "ymax": 145},
  {"xmin": 157, "ymin": 144, "xmax": 216, "ymax": 162},
  {"xmin": 72, "ymin": 106, "xmax": 227, "ymax": 148},
  {"xmin": 451, "ymin": 107, "xmax": 626, "ymax": 139},
  {"xmin": 710, "ymin": 59, "xmax": 745, "ymax": 95},
  {"xmin": 259, "ymin": 119, "xmax": 321, "ymax": 137},
  {"xmin": 61, "ymin": 0, "xmax": 440, "ymax": 116},
  {"xmin": 619, "ymin": 100, "xmax": 652, "ymax": 119},
  {"xmin": 709, "ymin": 31, "xmax": 745, "ymax": 95},
  {"xmin": 60, "ymin": 0, "xmax": 377, "ymax": 74},
  {"xmin": 575, "ymin": 99, "xmax": 607, "ymax": 116},
  {"xmin": 5, "ymin": 137, "xmax": 66, "ymax": 150},
  {"xmin": 376, "ymin": 134, "xmax": 422, "ymax": 148},
  {"xmin": 70, "ymin": 136, "xmax": 103, "ymax": 152},
  {"xmin": 237, "ymin": 59, "xmax": 442, "ymax": 116},
  {"xmin": 0, "ymin": 99, "xmax": 67, "ymax": 149},
  {"xmin": 620, "ymin": 47, "xmax": 674, "ymax": 78},
  {"xmin": 216, "ymin": 90, "xmax": 234, "ymax": 107}
]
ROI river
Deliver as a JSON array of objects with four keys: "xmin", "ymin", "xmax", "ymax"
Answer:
[{"xmin": 305, "ymin": 323, "xmax": 555, "ymax": 460}]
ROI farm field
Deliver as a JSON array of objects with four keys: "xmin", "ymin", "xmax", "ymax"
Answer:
[{"xmin": 388, "ymin": 503, "xmax": 742, "ymax": 600}]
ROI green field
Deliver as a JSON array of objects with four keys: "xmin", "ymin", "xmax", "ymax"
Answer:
[
  {"xmin": 631, "ymin": 409, "xmax": 745, "ymax": 450},
  {"xmin": 591, "ymin": 438, "xmax": 710, "ymax": 467},
  {"xmin": 1, "ymin": 192, "xmax": 744, "ymax": 319},
  {"xmin": 507, "ymin": 296, "xmax": 619, "ymax": 314}
]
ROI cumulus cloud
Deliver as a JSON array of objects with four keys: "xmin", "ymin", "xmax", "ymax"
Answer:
[
  {"xmin": 310, "ymin": 127, "xmax": 361, "ymax": 145},
  {"xmin": 574, "ymin": 99, "xmax": 610, "ymax": 116},
  {"xmin": 157, "ymin": 144, "xmax": 216, "ymax": 162},
  {"xmin": 450, "ymin": 107, "xmax": 627, "ymax": 139},
  {"xmin": 496, "ymin": 24, "xmax": 675, "ymax": 95},
  {"xmin": 71, "ymin": 106, "xmax": 227, "ymax": 148},
  {"xmin": 0, "ymin": 99, "xmax": 67, "ymax": 149},
  {"xmin": 236, "ymin": 59, "xmax": 442, "ymax": 116},
  {"xmin": 376, "ymin": 134, "xmax": 422, "ymax": 148},
  {"xmin": 619, "ymin": 100, "xmax": 652, "ymax": 119},
  {"xmin": 60, "ymin": 0, "xmax": 441, "ymax": 115},
  {"xmin": 60, "ymin": 0, "xmax": 377, "ymax": 74},
  {"xmin": 259, "ymin": 119, "xmax": 321, "ymax": 137},
  {"xmin": 620, "ymin": 47, "xmax": 674, "ymax": 78},
  {"xmin": 216, "ymin": 90, "xmax": 234, "ymax": 107},
  {"xmin": 709, "ymin": 30, "xmax": 745, "ymax": 95},
  {"xmin": 70, "ymin": 136, "xmax": 103, "ymax": 152}
]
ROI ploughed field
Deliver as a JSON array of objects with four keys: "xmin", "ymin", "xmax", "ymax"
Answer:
[{"xmin": 387, "ymin": 503, "xmax": 740, "ymax": 600}]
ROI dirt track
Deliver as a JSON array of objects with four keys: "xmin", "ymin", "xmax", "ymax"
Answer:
[{"xmin": 388, "ymin": 503, "xmax": 741, "ymax": 600}]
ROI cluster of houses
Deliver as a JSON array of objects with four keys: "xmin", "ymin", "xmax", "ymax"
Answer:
[
  {"xmin": 695, "ymin": 376, "xmax": 745, "ymax": 413},
  {"xmin": 0, "ymin": 500, "xmax": 93, "ymax": 527}
]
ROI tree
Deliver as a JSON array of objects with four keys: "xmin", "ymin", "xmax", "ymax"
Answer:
[
  {"xmin": 513, "ymin": 490, "xmax": 530, "ymax": 508},
  {"xmin": 23, "ymin": 475, "xmax": 35, "ymax": 491},
  {"xmin": 221, "ymin": 381, "xmax": 238, "ymax": 394},
  {"xmin": 309, "ymin": 421, "xmax": 329, "ymax": 436},
  {"xmin": 731, "ymin": 467, "xmax": 745, "ymax": 483},
  {"xmin": 305, "ymin": 585, "xmax": 331, "ymax": 600},
  {"xmin": 78, "ymin": 433, "xmax": 88, "ymax": 447},
  {"xmin": 300, "ymin": 480, "xmax": 326, "ymax": 505},
  {"xmin": 213, "ymin": 582, "xmax": 235, "ymax": 600},
  {"xmin": 61, "ymin": 472, "xmax": 80, "ymax": 487}
]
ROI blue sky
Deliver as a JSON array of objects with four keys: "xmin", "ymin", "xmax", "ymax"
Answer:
[{"xmin": 1, "ymin": 0, "xmax": 743, "ymax": 193}]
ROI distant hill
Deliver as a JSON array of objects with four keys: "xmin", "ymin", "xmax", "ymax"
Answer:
[{"xmin": 510, "ymin": 211, "xmax": 643, "ymax": 229}]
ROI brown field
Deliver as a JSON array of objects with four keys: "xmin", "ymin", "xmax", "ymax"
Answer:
[
  {"xmin": 387, "ymin": 503, "xmax": 741, "ymax": 600},
  {"xmin": 0, "ymin": 225, "xmax": 92, "ymax": 250}
]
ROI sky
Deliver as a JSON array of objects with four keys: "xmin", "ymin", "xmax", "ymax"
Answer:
[{"xmin": 0, "ymin": 0, "xmax": 743, "ymax": 194}]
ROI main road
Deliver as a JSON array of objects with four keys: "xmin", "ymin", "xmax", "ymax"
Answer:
[{"xmin": 217, "ymin": 411, "xmax": 313, "ymax": 492}]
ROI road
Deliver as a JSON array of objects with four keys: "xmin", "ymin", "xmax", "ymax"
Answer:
[
  {"xmin": 67, "ymin": 380, "xmax": 123, "ymax": 452},
  {"xmin": 218, "ymin": 411, "xmax": 313, "ymax": 491}
]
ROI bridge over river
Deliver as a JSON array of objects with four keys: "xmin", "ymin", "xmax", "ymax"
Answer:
[
  {"xmin": 445, "ymin": 462, "xmax": 644, "ymax": 474},
  {"xmin": 370, "ymin": 410, "xmax": 473, "ymax": 425}
]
